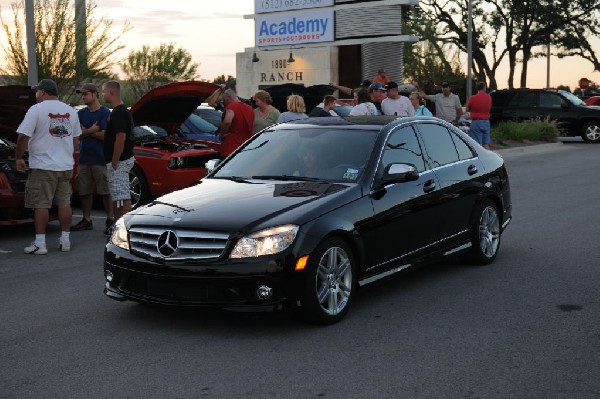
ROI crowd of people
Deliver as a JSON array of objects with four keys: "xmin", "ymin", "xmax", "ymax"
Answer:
[{"xmin": 15, "ymin": 78, "xmax": 134, "ymax": 255}]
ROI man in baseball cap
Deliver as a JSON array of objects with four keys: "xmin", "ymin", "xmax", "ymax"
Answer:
[
  {"xmin": 75, "ymin": 83, "xmax": 99, "ymax": 95},
  {"xmin": 71, "ymin": 81, "xmax": 114, "ymax": 235},
  {"xmin": 31, "ymin": 79, "xmax": 58, "ymax": 96},
  {"xmin": 381, "ymin": 81, "xmax": 414, "ymax": 117},
  {"xmin": 368, "ymin": 82, "xmax": 387, "ymax": 114}
]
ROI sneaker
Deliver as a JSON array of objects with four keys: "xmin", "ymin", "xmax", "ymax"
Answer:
[
  {"xmin": 24, "ymin": 242, "xmax": 48, "ymax": 255},
  {"xmin": 71, "ymin": 218, "xmax": 93, "ymax": 231},
  {"xmin": 58, "ymin": 239, "xmax": 71, "ymax": 252},
  {"xmin": 103, "ymin": 219, "xmax": 114, "ymax": 236}
]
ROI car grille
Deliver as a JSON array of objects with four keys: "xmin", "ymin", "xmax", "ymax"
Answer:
[{"xmin": 129, "ymin": 226, "xmax": 230, "ymax": 262}]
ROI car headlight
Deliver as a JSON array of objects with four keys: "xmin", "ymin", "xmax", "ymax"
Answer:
[
  {"xmin": 110, "ymin": 217, "xmax": 129, "ymax": 250},
  {"xmin": 168, "ymin": 157, "xmax": 185, "ymax": 169},
  {"xmin": 230, "ymin": 224, "xmax": 299, "ymax": 258}
]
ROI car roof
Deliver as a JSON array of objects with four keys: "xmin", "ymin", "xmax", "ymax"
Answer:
[{"xmin": 273, "ymin": 115, "xmax": 402, "ymax": 128}]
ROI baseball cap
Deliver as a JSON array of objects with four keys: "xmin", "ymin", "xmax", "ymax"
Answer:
[
  {"xmin": 31, "ymin": 79, "xmax": 58, "ymax": 96},
  {"xmin": 368, "ymin": 82, "xmax": 386, "ymax": 92},
  {"xmin": 360, "ymin": 79, "xmax": 372, "ymax": 88},
  {"xmin": 385, "ymin": 81, "xmax": 399, "ymax": 90},
  {"xmin": 441, "ymin": 81, "xmax": 450, "ymax": 87},
  {"xmin": 75, "ymin": 83, "xmax": 99, "ymax": 94}
]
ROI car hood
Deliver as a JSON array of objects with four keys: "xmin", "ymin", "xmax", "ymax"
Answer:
[
  {"xmin": 130, "ymin": 81, "xmax": 220, "ymax": 132},
  {"xmin": 125, "ymin": 178, "xmax": 359, "ymax": 233},
  {"xmin": 0, "ymin": 85, "xmax": 37, "ymax": 143}
]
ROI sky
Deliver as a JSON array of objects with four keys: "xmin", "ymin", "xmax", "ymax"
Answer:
[{"xmin": 0, "ymin": 0, "xmax": 598, "ymax": 90}]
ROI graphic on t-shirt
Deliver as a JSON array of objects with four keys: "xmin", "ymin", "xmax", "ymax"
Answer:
[{"xmin": 48, "ymin": 113, "xmax": 72, "ymax": 138}]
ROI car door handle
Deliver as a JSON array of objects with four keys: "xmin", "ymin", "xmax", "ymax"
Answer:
[
  {"xmin": 467, "ymin": 165, "xmax": 478, "ymax": 175},
  {"xmin": 423, "ymin": 179, "xmax": 436, "ymax": 193}
]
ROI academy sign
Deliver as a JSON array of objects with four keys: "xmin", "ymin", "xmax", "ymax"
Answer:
[{"xmin": 256, "ymin": 9, "xmax": 334, "ymax": 46}]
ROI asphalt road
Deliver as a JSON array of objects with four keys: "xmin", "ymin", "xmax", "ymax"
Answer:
[{"xmin": 1, "ymin": 140, "xmax": 599, "ymax": 398}]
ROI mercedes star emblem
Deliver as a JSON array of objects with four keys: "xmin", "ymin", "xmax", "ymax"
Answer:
[{"xmin": 156, "ymin": 230, "xmax": 179, "ymax": 257}]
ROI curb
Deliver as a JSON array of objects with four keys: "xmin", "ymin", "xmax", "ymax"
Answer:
[{"xmin": 492, "ymin": 142, "xmax": 570, "ymax": 156}]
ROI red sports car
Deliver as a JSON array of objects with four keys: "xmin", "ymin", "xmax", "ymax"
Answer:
[
  {"xmin": 122, "ymin": 81, "xmax": 222, "ymax": 207},
  {"xmin": 0, "ymin": 85, "xmax": 54, "ymax": 226},
  {"xmin": 584, "ymin": 96, "xmax": 600, "ymax": 106},
  {"xmin": 1, "ymin": 81, "xmax": 223, "ymax": 226}
]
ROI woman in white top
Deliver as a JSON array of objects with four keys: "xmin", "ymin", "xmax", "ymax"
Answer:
[
  {"xmin": 349, "ymin": 87, "xmax": 378, "ymax": 116},
  {"xmin": 277, "ymin": 94, "xmax": 309, "ymax": 123}
]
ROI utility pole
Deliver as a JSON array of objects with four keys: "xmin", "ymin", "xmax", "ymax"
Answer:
[
  {"xmin": 75, "ymin": 0, "xmax": 87, "ymax": 79},
  {"xmin": 546, "ymin": 42, "xmax": 550, "ymax": 88},
  {"xmin": 25, "ymin": 0, "xmax": 38, "ymax": 86}
]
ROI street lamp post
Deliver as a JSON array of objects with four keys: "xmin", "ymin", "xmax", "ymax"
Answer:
[
  {"xmin": 466, "ymin": 0, "xmax": 473, "ymax": 103},
  {"xmin": 25, "ymin": 0, "xmax": 38, "ymax": 86}
]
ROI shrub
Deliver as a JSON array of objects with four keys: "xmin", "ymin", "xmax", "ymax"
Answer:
[{"xmin": 491, "ymin": 118, "xmax": 560, "ymax": 144}]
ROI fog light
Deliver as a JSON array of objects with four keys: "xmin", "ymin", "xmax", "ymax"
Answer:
[
  {"xmin": 105, "ymin": 270, "xmax": 113, "ymax": 282},
  {"xmin": 256, "ymin": 285, "xmax": 273, "ymax": 300}
]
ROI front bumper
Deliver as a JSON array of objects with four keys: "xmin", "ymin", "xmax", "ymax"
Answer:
[{"xmin": 103, "ymin": 244, "xmax": 302, "ymax": 310}]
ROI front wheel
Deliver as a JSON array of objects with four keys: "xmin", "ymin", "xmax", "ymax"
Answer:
[
  {"xmin": 461, "ymin": 200, "xmax": 501, "ymax": 265},
  {"xmin": 300, "ymin": 238, "xmax": 357, "ymax": 325},
  {"xmin": 129, "ymin": 165, "xmax": 149, "ymax": 209},
  {"xmin": 581, "ymin": 122, "xmax": 600, "ymax": 143}
]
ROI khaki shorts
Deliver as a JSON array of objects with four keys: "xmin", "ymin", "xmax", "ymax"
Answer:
[
  {"xmin": 77, "ymin": 164, "xmax": 110, "ymax": 196},
  {"xmin": 24, "ymin": 169, "xmax": 73, "ymax": 209}
]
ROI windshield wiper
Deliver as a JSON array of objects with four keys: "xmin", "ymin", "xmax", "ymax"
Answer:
[
  {"xmin": 213, "ymin": 175, "xmax": 255, "ymax": 183},
  {"xmin": 251, "ymin": 175, "xmax": 329, "ymax": 183}
]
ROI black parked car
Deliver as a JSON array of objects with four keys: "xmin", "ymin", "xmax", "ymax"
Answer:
[
  {"xmin": 490, "ymin": 88, "xmax": 600, "ymax": 142},
  {"xmin": 104, "ymin": 116, "xmax": 512, "ymax": 324}
]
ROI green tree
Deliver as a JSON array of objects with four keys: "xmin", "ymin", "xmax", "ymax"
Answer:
[
  {"xmin": 417, "ymin": 0, "xmax": 600, "ymax": 89},
  {"xmin": 0, "ymin": 0, "xmax": 130, "ymax": 103},
  {"xmin": 403, "ymin": 7, "xmax": 467, "ymax": 99},
  {"xmin": 121, "ymin": 42, "xmax": 199, "ymax": 101},
  {"xmin": 212, "ymin": 74, "xmax": 236, "ymax": 87}
]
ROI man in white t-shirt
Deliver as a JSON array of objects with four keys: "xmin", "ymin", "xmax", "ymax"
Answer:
[
  {"xmin": 15, "ymin": 79, "xmax": 82, "ymax": 255},
  {"xmin": 381, "ymin": 82, "xmax": 415, "ymax": 117}
]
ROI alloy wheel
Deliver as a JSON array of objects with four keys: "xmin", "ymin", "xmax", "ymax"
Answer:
[
  {"xmin": 315, "ymin": 246, "xmax": 353, "ymax": 316},
  {"xmin": 479, "ymin": 205, "xmax": 500, "ymax": 258}
]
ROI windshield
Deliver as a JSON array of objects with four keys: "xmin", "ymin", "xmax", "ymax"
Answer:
[
  {"xmin": 194, "ymin": 108, "xmax": 222, "ymax": 128},
  {"xmin": 184, "ymin": 113, "xmax": 218, "ymax": 134},
  {"xmin": 560, "ymin": 90, "xmax": 585, "ymax": 106},
  {"xmin": 213, "ymin": 127, "xmax": 378, "ymax": 183},
  {"xmin": 133, "ymin": 125, "xmax": 167, "ymax": 139}
]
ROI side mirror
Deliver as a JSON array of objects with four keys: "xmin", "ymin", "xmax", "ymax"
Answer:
[
  {"xmin": 205, "ymin": 158, "xmax": 221, "ymax": 174},
  {"xmin": 381, "ymin": 163, "xmax": 419, "ymax": 185}
]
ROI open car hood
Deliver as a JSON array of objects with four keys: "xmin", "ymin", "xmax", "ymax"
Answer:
[
  {"xmin": 0, "ymin": 85, "xmax": 36, "ymax": 143},
  {"xmin": 130, "ymin": 81, "xmax": 220, "ymax": 132}
]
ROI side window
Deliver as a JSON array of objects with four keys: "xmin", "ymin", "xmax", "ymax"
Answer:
[
  {"xmin": 539, "ymin": 92, "xmax": 563, "ymax": 108},
  {"xmin": 451, "ymin": 130, "xmax": 476, "ymax": 160},
  {"xmin": 509, "ymin": 92, "xmax": 537, "ymax": 107},
  {"xmin": 381, "ymin": 125, "xmax": 426, "ymax": 172},
  {"xmin": 417, "ymin": 123, "xmax": 460, "ymax": 167}
]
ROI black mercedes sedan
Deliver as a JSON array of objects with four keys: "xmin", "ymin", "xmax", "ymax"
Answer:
[{"xmin": 104, "ymin": 116, "xmax": 512, "ymax": 325}]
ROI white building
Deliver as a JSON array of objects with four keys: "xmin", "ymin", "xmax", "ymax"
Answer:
[{"xmin": 236, "ymin": 0, "xmax": 419, "ymax": 99}]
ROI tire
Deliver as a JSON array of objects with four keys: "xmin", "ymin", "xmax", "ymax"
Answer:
[
  {"xmin": 129, "ymin": 165, "xmax": 149, "ymax": 209},
  {"xmin": 300, "ymin": 238, "xmax": 357, "ymax": 325},
  {"xmin": 461, "ymin": 200, "xmax": 501, "ymax": 265},
  {"xmin": 581, "ymin": 122, "xmax": 600, "ymax": 143}
]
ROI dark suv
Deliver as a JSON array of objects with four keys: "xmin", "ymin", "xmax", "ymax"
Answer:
[{"xmin": 490, "ymin": 89, "xmax": 600, "ymax": 142}]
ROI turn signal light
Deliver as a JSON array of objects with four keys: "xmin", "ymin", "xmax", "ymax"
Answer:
[{"xmin": 295, "ymin": 255, "xmax": 309, "ymax": 271}]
